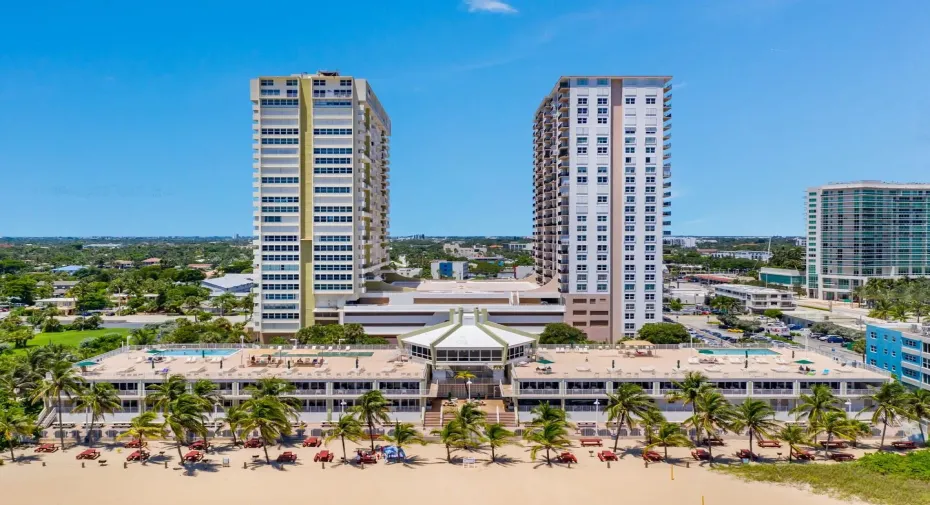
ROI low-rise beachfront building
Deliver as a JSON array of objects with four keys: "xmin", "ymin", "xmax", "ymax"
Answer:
[
  {"xmin": 53, "ymin": 307, "xmax": 890, "ymax": 439},
  {"xmin": 865, "ymin": 322, "xmax": 930, "ymax": 391},
  {"xmin": 713, "ymin": 284, "xmax": 796, "ymax": 313}
]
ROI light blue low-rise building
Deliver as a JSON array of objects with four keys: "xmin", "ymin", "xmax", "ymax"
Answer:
[{"xmin": 865, "ymin": 323, "xmax": 930, "ymax": 389}]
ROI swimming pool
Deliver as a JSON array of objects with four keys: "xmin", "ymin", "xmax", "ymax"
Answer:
[
  {"xmin": 152, "ymin": 349, "xmax": 239, "ymax": 357},
  {"xmin": 699, "ymin": 349, "xmax": 779, "ymax": 356}
]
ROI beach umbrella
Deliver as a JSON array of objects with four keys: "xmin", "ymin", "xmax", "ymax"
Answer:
[
  {"xmin": 698, "ymin": 349, "xmax": 713, "ymax": 355},
  {"xmin": 612, "ymin": 359, "xmax": 615, "ymax": 369},
  {"xmin": 677, "ymin": 360, "xmax": 680, "ymax": 369},
  {"xmin": 355, "ymin": 357, "xmax": 359, "ymax": 369}
]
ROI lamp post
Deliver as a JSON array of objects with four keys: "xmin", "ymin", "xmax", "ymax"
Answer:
[
  {"xmin": 844, "ymin": 400, "xmax": 852, "ymax": 417},
  {"xmin": 340, "ymin": 400, "xmax": 347, "ymax": 420},
  {"xmin": 593, "ymin": 399, "xmax": 600, "ymax": 428},
  {"xmin": 466, "ymin": 379, "xmax": 473, "ymax": 401}
]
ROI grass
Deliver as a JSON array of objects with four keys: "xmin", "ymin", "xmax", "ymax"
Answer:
[
  {"xmin": 717, "ymin": 456, "xmax": 930, "ymax": 505},
  {"xmin": 11, "ymin": 328, "xmax": 131, "ymax": 354}
]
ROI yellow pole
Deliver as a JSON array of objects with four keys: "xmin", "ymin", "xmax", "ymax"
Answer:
[
  {"xmin": 702, "ymin": 496, "xmax": 705, "ymax": 505},
  {"xmin": 671, "ymin": 464, "xmax": 674, "ymax": 480}
]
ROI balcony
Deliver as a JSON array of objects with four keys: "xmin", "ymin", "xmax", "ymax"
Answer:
[
  {"xmin": 752, "ymin": 389, "xmax": 794, "ymax": 395},
  {"xmin": 663, "ymin": 84, "xmax": 672, "ymax": 94},
  {"xmin": 663, "ymin": 113, "xmax": 672, "ymax": 121},
  {"xmin": 663, "ymin": 153, "xmax": 672, "ymax": 160},
  {"xmin": 566, "ymin": 388, "xmax": 607, "ymax": 395},
  {"xmin": 663, "ymin": 182, "xmax": 671, "ymax": 188},
  {"xmin": 663, "ymin": 123, "xmax": 672, "ymax": 131},
  {"xmin": 520, "ymin": 388, "xmax": 561, "ymax": 396},
  {"xmin": 663, "ymin": 134, "xmax": 671, "ymax": 141},
  {"xmin": 663, "ymin": 211, "xmax": 671, "ymax": 217},
  {"xmin": 663, "ymin": 221, "xmax": 671, "ymax": 226},
  {"xmin": 663, "ymin": 93, "xmax": 672, "ymax": 102},
  {"xmin": 558, "ymin": 120, "xmax": 569, "ymax": 131},
  {"xmin": 663, "ymin": 192, "xmax": 672, "ymax": 198},
  {"xmin": 663, "ymin": 143, "xmax": 671, "ymax": 151}
]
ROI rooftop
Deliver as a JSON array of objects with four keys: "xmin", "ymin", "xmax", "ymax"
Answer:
[
  {"xmin": 401, "ymin": 311, "xmax": 536, "ymax": 349},
  {"xmin": 513, "ymin": 347, "xmax": 889, "ymax": 381},
  {"xmin": 760, "ymin": 267, "xmax": 802, "ymax": 276},
  {"xmin": 78, "ymin": 347, "xmax": 425, "ymax": 381},
  {"xmin": 715, "ymin": 284, "xmax": 791, "ymax": 295},
  {"xmin": 202, "ymin": 274, "xmax": 254, "ymax": 289}
]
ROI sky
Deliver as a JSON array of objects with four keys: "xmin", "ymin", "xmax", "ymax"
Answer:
[{"xmin": 1, "ymin": 0, "xmax": 929, "ymax": 238}]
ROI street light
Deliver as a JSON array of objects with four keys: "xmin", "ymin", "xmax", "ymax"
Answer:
[
  {"xmin": 340, "ymin": 400, "xmax": 347, "ymax": 420},
  {"xmin": 593, "ymin": 399, "xmax": 600, "ymax": 428},
  {"xmin": 466, "ymin": 379, "xmax": 473, "ymax": 401},
  {"xmin": 844, "ymin": 400, "xmax": 852, "ymax": 416}
]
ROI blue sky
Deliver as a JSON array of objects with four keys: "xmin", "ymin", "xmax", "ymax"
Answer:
[{"xmin": 1, "ymin": 0, "xmax": 929, "ymax": 238}]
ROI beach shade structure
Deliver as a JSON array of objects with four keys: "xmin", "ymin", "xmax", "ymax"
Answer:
[
  {"xmin": 698, "ymin": 349, "xmax": 713, "ymax": 355},
  {"xmin": 75, "ymin": 360, "xmax": 97, "ymax": 373},
  {"xmin": 795, "ymin": 359, "xmax": 815, "ymax": 365},
  {"xmin": 382, "ymin": 445, "xmax": 406, "ymax": 463}
]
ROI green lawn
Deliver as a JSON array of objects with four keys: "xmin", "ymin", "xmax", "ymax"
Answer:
[
  {"xmin": 717, "ymin": 458, "xmax": 930, "ymax": 505},
  {"xmin": 12, "ymin": 328, "xmax": 131, "ymax": 354}
]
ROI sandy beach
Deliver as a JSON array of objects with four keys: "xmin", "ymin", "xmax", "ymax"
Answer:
[{"xmin": 2, "ymin": 438, "xmax": 868, "ymax": 505}]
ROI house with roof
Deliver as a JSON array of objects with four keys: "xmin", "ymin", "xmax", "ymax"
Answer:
[
  {"xmin": 187, "ymin": 263, "xmax": 213, "ymax": 271},
  {"xmin": 52, "ymin": 265, "xmax": 87, "ymax": 275},
  {"xmin": 51, "ymin": 280, "xmax": 79, "ymax": 297},
  {"xmin": 112, "ymin": 260, "xmax": 134, "ymax": 270},
  {"xmin": 141, "ymin": 258, "xmax": 161, "ymax": 266},
  {"xmin": 200, "ymin": 274, "xmax": 253, "ymax": 297}
]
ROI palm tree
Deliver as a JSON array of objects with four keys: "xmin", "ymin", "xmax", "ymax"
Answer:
[
  {"xmin": 776, "ymin": 424, "xmax": 810, "ymax": 463},
  {"xmin": 847, "ymin": 419, "xmax": 872, "ymax": 448},
  {"xmin": 0, "ymin": 406, "xmax": 35, "ymax": 462},
  {"xmin": 244, "ymin": 377, "xmax": 300, "ymax": 413},
  {"xmin": 128, "ymin": 327, "xmax": 158, "ymax": 346},
  {"xmin": 325, "ymin": 413, "xmax": 364, "ymax": 462},
  {"xmin": 454, "ymin": 370, "xmax": 477, "ymax": 399},
  {"xmin": 211, "ymin": 292, "xmax": 239, "ymax": 317},
  {"xmin": 431, "ymin": 420, "xmax": 466, "ymax": 462},
  {"xmin": 905, "ymin": 389, "xmax": 930, "ymax": 446},
  {"xmin": 666, "ymin": 371, "xmax": 710, "ymax": 443},
  {"xmin": 240, "ymin": 396, "xmax": 293, "ymax": 464},
  {"xmin": 452, "ymin": 402, "xmax": 487, "ymax": 449},
  {"xmin": 605, "ymin": 383, "xmax": 655, "ymax": 452},
  {"xmin": 384, "ymin": 421, "xmax": 428, "ymax": 462},
  {"xmin": 529, "ymin": 402, "xmax": 570, "ymax": 425},
  {"xmin": 191, "ymin": 379, "xmax": 223, "ymax": 446},
  {"xmin": 523, "ymin": 419, "xmax": 572, "ymax": 466},
  {"xmin": 146, "ymin": 374, "xmax": 188, "ymax": 413},
  {"xmin": 640, "ymin": 408, "xmax": 667, "ymax": 444},
  {"xmin": 888, "ymin": 304, "xmax": 910, "ymax": 322},
  {"xmin": 484, "ymin": 423, "xmax": 516, "ymax": 462},
  {"xmin": 790, "ymin": 384, "xmax": 841, "ymax": 445},
  {"xmin": 730, "ymin": 399, "xmax": 779, "ymax": 457},
  {"xmin": 869, "ymin": 298, "xmax": 894, "ymax": 321},
  {"xmin": 163, "ymin": 394, "xmax": 209, "ymax": 462},
  {"xmin": 647, "ymin": 422, "xmax": 693, "ymax": 461},
  {"xmin": 31, "ymin": 359, "xmax": 87, "ymax": 450},
  {"xmin": 687, "ymin": 389, "xmax": 736, "ymax": 464},
  {"xmin": 217, "ymin": 404, "xmax": 248, "ymax": 446},
  {"xmin": 811, "ymin": 411, "xmax": 855, "ymax": 459},
  {"xmin": 117, "ymin": 411, "xmax": 166, "ymax": 449},
  {"xmin": 861, "ymin": 381, "xmax": 908, "ymax": 451},
  {"xmin": 350, "ymin": 390, "xmax": 391, "ymax": 451},
  {"xmin": 73, "ymin": 382, "xmax": 121, "ymax": 446}
]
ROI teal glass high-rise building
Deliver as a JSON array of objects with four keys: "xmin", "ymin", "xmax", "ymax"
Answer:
[{"xmin": 806, "ymin": 181, "xmax": 930, "ymax": 300}]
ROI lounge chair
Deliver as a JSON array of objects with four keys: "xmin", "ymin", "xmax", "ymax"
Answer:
[
  {"xmin": 757, "ymin": 439, "xmax": 781, "ymax": 448},
  {"xmin": 183, "ymin": 450, "xmax": 204, "ymax": 462},
  {"xmin": 735, "ymin": 449, "xmax": 758, "ymax": 461},
  {"xmin": 76, "ymin": 449, "xmax": 100, "ymax": 460},
  {"xmin": 829, "ymin": 452, "xmax": 855, "ymax": 462},
  {"xmin": 126, "ymin": 450, "xmax": 149, "ymax": 462},
  {"xmin": 302, "ymin": 436, "xmax": 321, "ymax": 447},
  {"xmin": 244, "ymin": 438, "xmax": 263, "ymax": 448},
  {"xmin": 791, "ymin": 449, "xmax": 815, "ymax": 461}
]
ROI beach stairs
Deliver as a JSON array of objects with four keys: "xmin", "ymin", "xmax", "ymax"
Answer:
[
  {"xmin": 423, "ymin": 411, "xmax": 444, "ymax": 428},
  {"xmin": 423, "ymin": 404, "xmax": 518, "ymax": 428}
]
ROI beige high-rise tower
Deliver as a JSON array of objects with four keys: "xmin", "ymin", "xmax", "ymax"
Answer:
[
  {"xmin": 250, "ymin": 71, "xmax": 391, "ymax": 339},
  {"xmin": 533, "ymin": 76, "xmax": 672, "ymax": 342}
]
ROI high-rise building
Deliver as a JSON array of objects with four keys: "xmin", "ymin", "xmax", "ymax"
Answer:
[
  {"xmin": 533, "ymin": 76, "xmax": 672, "ymax": 342},
  {"xmin": 250, "ymin": 71, "xmax": 391, "ymax": 339},
  {"xmin": 806, "ymin": 181, "xmax": 930, "ymax": 301}
]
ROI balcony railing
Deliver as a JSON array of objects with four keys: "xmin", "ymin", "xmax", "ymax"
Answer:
[
  {"xmin": 332, "ymin": 389, "xmax": 373, "ymax": 396},
  {"xmin": 519, "ymin": 388, "xmax": 561, "ymax": 395},
  {"xmin": 752, "ymin": 389, "xmax": 794, "ymax": 395},
  {"xmin": 566, "ymin": 388, "xmax": 607, "ymax": 395}
]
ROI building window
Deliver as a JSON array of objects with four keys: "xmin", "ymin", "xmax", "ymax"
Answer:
[
  {"xmin": 625, "ymin": 147, "xmax": 635, "ymax": 153},
  {"xmin": 577, "ymin": 107, "xmax": 588, "ymax": 115},
  {"xmin": 577, "ymin": 97, "xmax": 588, "ymax": 105},
  {"xmin": 598, "ymin": 97, "xmax": 608, "ymax": 105},
  {"xmin": 577, "ymin": 117, "xmax": 588, "ymax": 124},
  {"xmin": 597, "ymin": 147, "xmax": 608, "ymax": 155},
  {"xmin": 625, "ymin": 97, "xmax": 635, "ymax": 105},
  {"xmin": 577, "ymin": 147, "xmax": 588, "ymax": 155},
  {"xmin": 597, "ymin": 196, "xmax": 608, "ymax": 204},
  {"xmin": 260, "ymin": 79, "xmax": 274, "ymax": 86},
  {"xmin": 577, "ymin": 136, "xmax": 588, "ymax": 145},
  {"xmin": 597, "ymin": 107, "xmax": 608, "ymax": 115},
  {"xmin": 646, "ymin": 97, "xmax": 656, "ymax": 104},
  {"xmin": 577, "ymin": 176, "xmax": 587, "ymax": 184},
  {"xmin": 597, "ymin": 117, "xmax": 608, "ymax": 124}
]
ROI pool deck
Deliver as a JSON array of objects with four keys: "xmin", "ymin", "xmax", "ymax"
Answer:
[
  {"xmin": 79, "ymin": 348, "xmax": 426, "ymax": 381},
  {"xmin": 514, "ymin": 347, "xmax": 888, "ymax": 381}
]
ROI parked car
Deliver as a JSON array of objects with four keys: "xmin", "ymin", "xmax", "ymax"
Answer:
[{"xmin": 825, "ymin": 335, "xmax": 844, "ymax": 344}]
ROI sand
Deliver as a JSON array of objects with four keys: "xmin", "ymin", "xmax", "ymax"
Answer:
[{"xmin": 1, "ymin": 438, "xmax": 868, "ymax": 505}]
